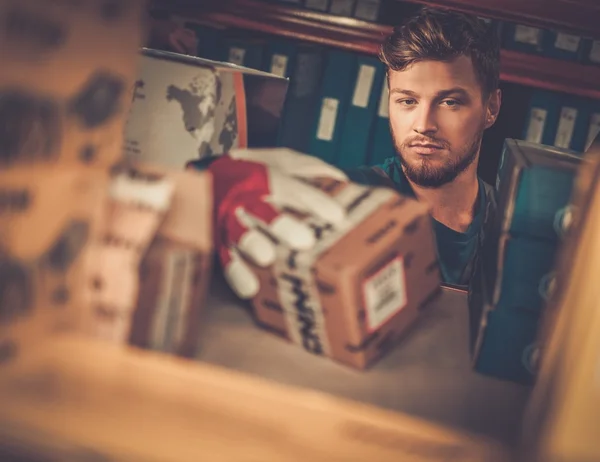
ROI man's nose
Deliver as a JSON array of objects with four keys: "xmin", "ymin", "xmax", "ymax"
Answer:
[{"xmin": 412, "ymin": 105, "xmax": 438, "ymax": 135}]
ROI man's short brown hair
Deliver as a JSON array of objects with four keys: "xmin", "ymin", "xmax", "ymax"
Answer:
[{"xmin": 380, "ymin": 8, "xmax": 500, "ymax": 97}]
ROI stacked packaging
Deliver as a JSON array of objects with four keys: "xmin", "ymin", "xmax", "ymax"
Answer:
[
  {"xmin": 468, "ymin": 139, "xmax": 581, "ymax": 384},
  {"xmin": 0, "ymin": 0, "xmax": 215, "ymax": 361}
]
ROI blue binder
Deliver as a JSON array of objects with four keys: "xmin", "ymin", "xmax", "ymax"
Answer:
[
  {"xmin": 582, "ymin": 39, "xmax": 600, "ymax": 66},
  {"xmin": 221, "ymin": 37, "xmax": 265, "ymax": 70},
  {"xmin": 185, "ymin": 22, "xmax": 225, "ymax": 61},
  {"xmin": 309, "ymin": 50, "xmax": 358, "ymax": 164},
  {"xmin": 543, "ymin": 31, "xmax": 585, "ymax": 62},
  {"xmin": 335, "ymin": 56, "xmax": 385, "ymax": 169},
  {"xmin": 553, "ymin": 96, "xmax": 585, "ymax": 151},
  {"xmin": 584, "ymin": 102, "xmax": 600, "ymax": 152},
  {"xmin": 522, "ymin": 90, "xmax": 561, "ymax": 146},
  {"xmin": 278, "ymin": 44, "xmax": 326, "ymax": 154},
  {"xmin": 367, "ymin": 82, "xmax": 395, "ymax": 166},
  {"xmin": 502, "ymin": 22, "xmax": 546, "ymax": 55}
]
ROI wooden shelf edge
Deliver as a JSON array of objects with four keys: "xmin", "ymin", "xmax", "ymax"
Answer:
[
  {"xmin": 500, "ymin": 50, "xmax": 600, "ymax": 100},
  {"xmin": 158, "ymin": 0, "xmax": 600, "ymax": 100},
  {"xmin": 404, "ymin": 0, "xmax": 600, "ymax": 40}
]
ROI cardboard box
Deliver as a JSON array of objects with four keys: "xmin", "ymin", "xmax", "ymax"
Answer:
[
  {"xmin": 0, "ymin": 0, "xmax": 146, "ymax": 169},
  {"xmin": 128, "ymin": 165, "xmax": 213, "ymax": 358},
  {"xmin": 0, "ymin": 166, "xmax": 108, "ymax": 360},
  {"xmin": 0, "ymin": 334, "xmax": 510, "ymax": 461},
  {"xmin": 123, "ymin": 48, "xmax": 289, "ymax": 169},
  {"xmin": 494, "ymin": 139, "xmax": 581, "ymax": 242},
  {"xmin": 79, "ymin": 162, "xmax": 212, "ymax": 357},
  {"xmin": 248, "ymin": 178, "xmax": 441, "ymax": 369}
]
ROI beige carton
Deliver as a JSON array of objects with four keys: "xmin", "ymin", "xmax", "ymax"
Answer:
[
  {"xmin": 249, "ymin": 178, "xmax": 441, "ymax": 369},
  {"xmin": 0, "ymin": 166, "xmax": 108, "ymax": 360},
  {"xmin": 0, "ymin": 0, "xmax": 146, "ymax": 169},
  {"xmin": 128, "ymin": 165, "xmax": 213, "ymax": 358}
]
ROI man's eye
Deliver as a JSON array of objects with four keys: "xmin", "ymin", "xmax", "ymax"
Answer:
[
  {"xmin": 396, "ymin": 99, "xmax": 416, "ymax": 106},
  {"xmin": 442, "ymin": 99, "xmax": 460, "ymax": 107}
]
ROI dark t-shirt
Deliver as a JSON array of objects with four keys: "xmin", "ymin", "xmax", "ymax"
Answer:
[{"xmin": 346, "ymin": 156, "xmax": 491, "ymax": 287}]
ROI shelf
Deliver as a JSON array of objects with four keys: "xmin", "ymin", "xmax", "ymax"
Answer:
[
  {"xmin": 405, "ymin": 0, "xmax": 600, "ymax": 41},
  {"xmin": 156, "ymin": 0, "xmax": 600, "ymax": 100}
]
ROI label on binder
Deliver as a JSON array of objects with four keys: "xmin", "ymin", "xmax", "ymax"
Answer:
[
  {"xmin": 555, "ymin": 33, "xmax": 580, "ymax": 52},
  {"xmin": 554, "ymin": 107, "xmax": 578, "ymax": 149},
  {"xmin": 378, "ymin": 83, "xmax": 389, "ymax": 118},
  {"xmin": 586, "ymin": 113, "xmax": 600, "ymax": 150},
  {"xmin": 352, "ymin": 64, "xmax": 375, "ymax": 108},
  {"xmin": 228, "ymin": 47, "xmax": 246, "ymax": 66},
  {"xmin": 525, "ymin": 108, "xmax": 547, "ymax": 144},
  {"xmin": 316, "ymin": 98, "xmax": 339, "ymax": 142},
  {"xmin": 270, "ymin": 54, "xmax": 289, "ymax": 77},
  {"xmin": 515, "ymin": 25, "xmax": 542, "ymax": 46}
]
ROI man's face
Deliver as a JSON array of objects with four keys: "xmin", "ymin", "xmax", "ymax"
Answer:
[{"xmin": 388, "ymin": 55, "xmax": 499, "ymax": 188}]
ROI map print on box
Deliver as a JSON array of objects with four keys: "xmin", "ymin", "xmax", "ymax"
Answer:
[{"xmin": 123, "ymin": 52, "xmax": 240, "ymax": 169}]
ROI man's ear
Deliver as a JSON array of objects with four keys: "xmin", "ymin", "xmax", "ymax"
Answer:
[{"xmin": 484, "ymin": 88, "xmax": 502, "ymax": 129}]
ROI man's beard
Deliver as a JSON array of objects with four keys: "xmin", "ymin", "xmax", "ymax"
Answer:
[{"xmin": 392, "ymin": 128, "xmax": 483, "ymax": 188}]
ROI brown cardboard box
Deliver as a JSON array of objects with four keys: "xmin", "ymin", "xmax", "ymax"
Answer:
[
  {"xmin": 249, "ymin": 179, "xmax": 441, "ymax": 369},
  {"xmin": 0, "ymin": 0, "xmax": 146, "ymax": 169},
  {"xmin": 0, "ymin": 166, "xmax": 108, "ymax": 360},
  {"xmin": 129, "ymin": 165, "xmax": 213, "ymax": 358},
  {"xmin": 0, "ymin": 334, "xmax": 509, "ymax": 461}
]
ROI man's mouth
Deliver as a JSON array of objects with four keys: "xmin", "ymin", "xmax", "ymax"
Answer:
[{"xmin": 410, "ymin": 143, "xmax": 443, "ymax": 149}]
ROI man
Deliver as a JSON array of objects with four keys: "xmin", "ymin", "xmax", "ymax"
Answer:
[
  {"xmin": 188, "ymin": 7, "xmax": 501, "ymax": 298},
  {"xmin": 348, "ymin": 8, "xmax": 501, "ymax": 285}
]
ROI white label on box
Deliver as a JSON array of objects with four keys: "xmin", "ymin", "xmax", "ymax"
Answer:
[
  {"xmin": 305, "ymin": 0, "xmax": 329, "ymax": 11},
  {"xmin": 363, "ymin": 256, "xmax": 407, "ymax": 332},
  {"xmin": 515, "ymin": 25, "xmax": 542, "ymax": 45},
  {"xmin": 378, "ymin": 82, "xmax": 389, "ymax": 118},
  {"xmin": 555, "ymin": 33, "xmax": 581, "ymax": 52},
  {"xmin": 228, "ymin": 47, "xmax": 246, "ymax": 66},
  {"xmin": 354, "ymin": 0, "xmax": 380, "ymax": 21},
  {"xmin": 586, "ymin": 113, "xmax": 600, "ymax": 151},
  {"xmin": 554, "ymin": 106, "xmax": 578, "ymax": 149},
  {"xmin": 352, "ymin": 65, "xmax": 375, "ymax": 108},
  {"xmin": 525, "ymin": 108, "xmax": 547, "ymax": 144},
  {"xmin": 316, "ymin": 97, "xmax": 339, "ymax": 142},
  {"xmin": 151, "ymin": 250, "xmax": 194, "ymax": 352},
  {"xmin": 330, "ymin": 0, "xmax": 355, "ymax": 15},
  {"xmin": 590, "ymin": 40, "xmax": 600, "ymax": 63},
  {"xmin": 270, "ymin": 54, "xmax": 289, "ymax": 77}
]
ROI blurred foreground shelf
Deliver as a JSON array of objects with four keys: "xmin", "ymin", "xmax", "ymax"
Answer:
[{"xmin": 0, "ymin": 334, "xmax": 509, "ymax": 461}]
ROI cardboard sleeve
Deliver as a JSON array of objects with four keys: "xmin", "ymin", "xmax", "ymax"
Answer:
[
  {"xmin": 127, "ymin": 165, "xmax": 214, "ymax": 358},
  {"xmin": 248, "ymin": 179, "xmax": 441, "ymax": 369}
]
